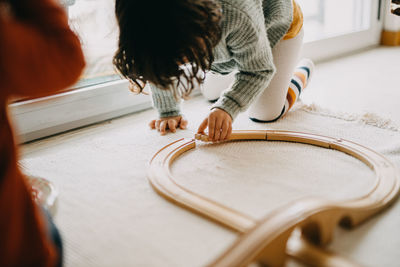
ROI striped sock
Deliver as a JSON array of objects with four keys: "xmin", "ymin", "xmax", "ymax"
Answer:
[{"xmin": 281, "ymin": 58, "xmax": 314, "ymax": 116}]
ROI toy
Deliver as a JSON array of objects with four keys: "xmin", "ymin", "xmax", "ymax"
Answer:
[{"xmin": 148, "ymin": 130, "xmax": 400, "ymax": 266}]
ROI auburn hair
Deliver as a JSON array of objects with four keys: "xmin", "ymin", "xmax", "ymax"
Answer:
[{"xmin": 113, "ymin": 0, "xmax": 222, "ymax": 98}]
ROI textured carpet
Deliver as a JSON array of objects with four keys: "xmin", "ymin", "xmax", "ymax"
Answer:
[{"xmin": 20, "ymin": 96, "xmax": 400, "ymax": 267}]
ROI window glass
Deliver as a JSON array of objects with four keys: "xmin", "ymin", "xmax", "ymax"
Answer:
[
  {"xmin": 297, "ymin": 0, "xmax": 372, "ymax": 42},
  {"xmin": 68, "ymin": 0, "xmax": 119, "ymax": 88},
  {"xmin": 67, "ymin": 0, "xmax": 374, "ymax": 86}
]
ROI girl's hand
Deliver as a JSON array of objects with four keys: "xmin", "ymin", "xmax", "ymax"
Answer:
[
  {"xmin": 197, "ymin": 108, "xmax": 232, "ymax": 142},
  {"xmin": 149, "ymin": 116, "xmax": 188, "ymax": 135}
]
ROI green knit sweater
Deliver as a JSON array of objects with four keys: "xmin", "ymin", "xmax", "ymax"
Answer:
[{"xmin": 150, "ymin": 0, "xmax": 293, "ymax": 120}]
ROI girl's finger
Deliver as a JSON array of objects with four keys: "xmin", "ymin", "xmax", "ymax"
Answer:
[
  {"xmin": 149, "ymin": 120, "xmax": 156, "ymax": 129},
  {"xmin": 197, "ymin": 118, "xmax": 208, "ymax": 134},
  {"xmin": 180, "ymin": 118, "xmax": 188, "ymax": 129},
  {"xmin": 226, "ymin": 124, "xmax": 232, "ymax": 140},
  {"xmin": 159, "ymin": 120, "xmax": 168, "ymax": 135},
  {"xmin": 155, "ymin": 120, "xmax": 161, "ymax": 131},
  {"xmin": 168, "ymin": 119, "xmax": 177, "ymax": 133},
  {"xmin": 208, "ymin": 116, "xmax": 216, "ymax": 140},
  {"xmin": 220, "ymin": 120, "xmax": 230, "ymax": 140},
  {"xmin": 214, "ymin": 118, "xmax": 223, "ymax": 141}
]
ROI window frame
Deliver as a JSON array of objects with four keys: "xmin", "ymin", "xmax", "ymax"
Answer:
[
  {"xmin": 302, "ymin": 0, "xmax": 384, "ymax": 61},
  {"xmin": 10, "ymin": 0, "xmax": 385, "ymax": 143}
]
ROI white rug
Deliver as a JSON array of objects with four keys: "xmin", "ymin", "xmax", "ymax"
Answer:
[{"xmin": 21, "ymin": 97, "xmax": 400, "ymax": 267}]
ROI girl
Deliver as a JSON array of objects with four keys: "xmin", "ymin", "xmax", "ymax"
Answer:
[
  {"xmin": 114, "ymin": 0, "xmax": 313, "ymax": 142},
  {"xmin": 0, "ymin": 0, "xmax": 85, "ymax": 265}
]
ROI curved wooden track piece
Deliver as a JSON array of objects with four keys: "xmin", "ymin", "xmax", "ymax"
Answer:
[{"xmin": 148, "ymin": 130, "xmax": 400, "ymax": 267}]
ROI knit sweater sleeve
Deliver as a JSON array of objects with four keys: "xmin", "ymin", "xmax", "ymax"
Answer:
[
  {"xmin": 211, "ymin": 5, "xmax": 276, "ymax": 120},
  {"xmin": 150, "ymin": 83, "xmax": 182, "ymax": 118}
]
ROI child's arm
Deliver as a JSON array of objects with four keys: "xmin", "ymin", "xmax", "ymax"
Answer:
[
  {"xmin": 199, "ymin": 9, "xmax": 276, "ymax": 141},
  {"xmin": 211, "ymin": 20, "xmax": 275, "ymax": 121},
  {"xmin": 148, "ymin": 84, "xmax": 188, "ymax": 135},
  {"xmin": 0, "ymin": 0, "xmax": 85, "ymax": 98},
  {"xmin": 150, "ymin": 83, "xmax": 182, "ymax": 118}
]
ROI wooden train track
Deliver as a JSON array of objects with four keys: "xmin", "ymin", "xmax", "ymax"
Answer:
[{"xmin": 147, "ymin": 130, "xmax": 400, "ymax": 266}]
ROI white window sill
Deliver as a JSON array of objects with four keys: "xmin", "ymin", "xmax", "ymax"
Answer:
[{"xmin": 10, "ymin": 80, "xmax": 151, "ymax": 143}]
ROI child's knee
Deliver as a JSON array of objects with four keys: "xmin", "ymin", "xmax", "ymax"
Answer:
[
  {"xmin": 200, "ymin": 85, "xmax": 222, "ymax": 102},
  {"xmin": 248, "ymin": 106, "xmax": 285, "ymax": 123}
]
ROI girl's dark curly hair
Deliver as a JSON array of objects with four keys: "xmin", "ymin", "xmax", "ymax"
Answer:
[{"xmin": 113, "ymin": 0, "xmax": 222, "ymax": 97}]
